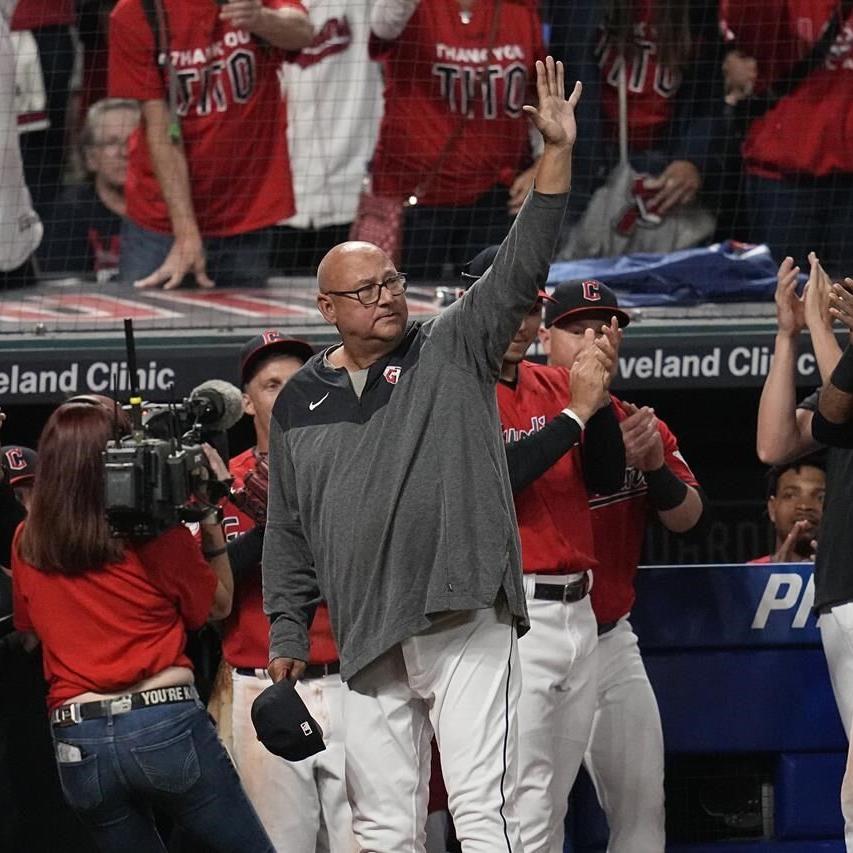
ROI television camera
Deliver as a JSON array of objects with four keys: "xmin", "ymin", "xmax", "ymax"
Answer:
[{"xmin": 103, "ymin": 320, "xmax": 242, "ymax": 539}]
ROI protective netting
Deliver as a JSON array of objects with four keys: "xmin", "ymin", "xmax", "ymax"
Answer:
[{"xmin": 1, "ymin": 0, "xmax": 851, "ymax": 337}]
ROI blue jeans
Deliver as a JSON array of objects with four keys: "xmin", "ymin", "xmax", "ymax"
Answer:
[
  {"xmin": 747, "ymin": 172, "xmax": 853, "ymax": 278},
  {"xmin": 119, "ymin": 219, "xmax": 273, "ymax": 287},
  {"xmin": 50, "ymin": 700, "xmax": 274, "ymax": 853}
]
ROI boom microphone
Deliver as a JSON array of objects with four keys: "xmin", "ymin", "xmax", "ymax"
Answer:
[{"xmin": 189, "ymin": 379, "xmax": 244, "ymax": 431}]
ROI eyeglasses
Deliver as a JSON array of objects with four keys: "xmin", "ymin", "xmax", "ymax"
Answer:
[{"xmin": 326, "ymin": 273, "xmax": 407, "ymax": 306}]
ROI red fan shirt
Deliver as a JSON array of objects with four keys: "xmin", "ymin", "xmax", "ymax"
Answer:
[
  {"xmin": 108, "ymin": 0, "xmax": 301, "ymax": 236},
  {"xmin": 11, "ymin": 0, "xmax": 75, "ymax": 30},
  {"xmin": 12, "ymin": 524, "xmax": 217, "ymax": 710},
  {"xmin": 595, "ymin": 0, "xmax": 683, "ymax": 151},
  {"xmin": 723, "ymin": 0, "xmax": 853, "ymax": 177},
  {"xmin": 369, "ymin": 0, "xmax": 542, "ymax": 206},
  {"xmin": 497, "ymin": 361, "xmax": 598, "ymax": 574},
  {"xmin": 589, "ymin": 397, "xmax": 698, "ymax": 623},
  {"xmin": 221, "ymin": 447, "xmax": 338, "ymax": 668}
]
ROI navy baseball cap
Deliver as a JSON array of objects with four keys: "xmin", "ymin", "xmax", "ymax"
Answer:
[
  {"xmin": 240, "ymin": 330, "xmax": 315, "ymax": 385},
  {"xmin": 544, "ymin": 279, "xmax": 631, "ymax": 329},
  {"xmin": 251, "ymin": 678, "xmax": 326, "ymax": 762},
  {"xmin": 1, "ymin": 445, "xmax": 37, "ymax": 486},
  {"xmin": 462, "ymin": 245, "xmax": 555, "ymax": 303}
]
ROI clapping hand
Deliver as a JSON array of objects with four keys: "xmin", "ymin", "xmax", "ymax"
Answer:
[
  {"xmin": 619, "ymin": 402, "xmax": 664, "ymax": 472},
  {"xmin": 829, "ymin": 277, "xmax": 853, "ymax": 336},
  {"xmin": 774, "ymin": 256, "xmax": 804, "ymax": 336}
]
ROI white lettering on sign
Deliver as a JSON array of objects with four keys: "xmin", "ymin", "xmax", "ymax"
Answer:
[
  {"xmin": 619, "ymin": 348, "xmax": 721, "ymax": 380},
  {"xmin": 751, "ymin": 572, "xmax": 815, "ymax": 629}
]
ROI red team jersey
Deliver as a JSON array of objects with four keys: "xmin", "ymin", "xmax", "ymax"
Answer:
[
  {"xmin": 497, "ymin": 361, "xmax": 598, "ymax": 573},
  {"xmin": 595, "ymin": 0, "xmax": 683, "ymax": 150},
  {"xmin": 108, "ymin": 0, "xmax": 301, "ymax": 236},
  {"xmin": 12, "ymin": 524, "xmax": 217, "ymax": 709},
  {"xmin": 590, "ymin": 396, "xmax": 698, "ymax": 624},
  {"xmin": 369, "ymin": 0, "xmax": 542, "ymax": 206},
  {"xmin": 221, "ymin": 448, "xmax": 338, "ymax": 669},
  {"xmin": 722, "ymin": 0, "xmax": 853, "ymax": 177}
]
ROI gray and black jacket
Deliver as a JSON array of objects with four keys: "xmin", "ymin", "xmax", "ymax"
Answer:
[{"xmin": 263, "ymin": 190, "xmax": 568, "ymax": 681}]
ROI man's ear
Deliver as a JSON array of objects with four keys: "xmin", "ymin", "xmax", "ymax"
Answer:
[
  {"xmin": 538, "ymin": 325, "xmax": 551, "ymax": 355},
  {"xmin": 767, "ymin": 496, "xmax": 777, "ymax": 526},
  {"xmin": 317, "ymin": 293, "xmax": 336, "ymax": 325},
  {"xmin": 242, "ymin": 391, "xmax": 255, "ymax": 418}
]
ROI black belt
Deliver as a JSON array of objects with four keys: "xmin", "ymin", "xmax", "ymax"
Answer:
[
  {"xmin": 236, "ymin": 661, "xmax": 340, "ymax": 680},
  {"xmin": 533, "ymin": 574, "xmax": 590, "ymax": 603},
  {"xmin": 51, "ymin": 684, "xmax": 199, "ymax": 727},
  {"xmin": 597, "ymin": 621, "xmax": 619, "ymax": 636}
]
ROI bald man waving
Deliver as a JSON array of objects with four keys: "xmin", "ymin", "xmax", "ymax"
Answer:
[{"xmin": 263, "ymin": 57, "xmax": 580, "ymax": 853}]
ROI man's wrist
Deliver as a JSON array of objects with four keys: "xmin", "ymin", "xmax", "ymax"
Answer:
[{"xmin": 561, "ymin": 407, "xmax": 587, "ymax": 429}]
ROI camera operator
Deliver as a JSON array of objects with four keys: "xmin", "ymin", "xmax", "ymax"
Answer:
[{"xmin": 10, "ymin": 402, "xmax": 275, "ymax": 852}]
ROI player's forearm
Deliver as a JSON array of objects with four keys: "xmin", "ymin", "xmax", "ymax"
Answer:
[
  {"xmin": 809, "ymin": 321, "xmax": 843, "ymax": 385},
  {"xmin": 657, "ymin": 484, "xmax": 704, "ymax": 533},
  {"xmin": 142, "ymin": 101, "xmax": 201, "ymax": 241},
  {"xmin": 756, "ymin": 332, "xmax": 803, "ymax": 463},
  {"xmin": 534, "ymin": 140, "xmax": 573, "ymax": 196},
  {"xmin": 250, "ymin": 7, "xmax": 313, "ymax": 50},
  {"xmin": 370, "ymin": 0, "xmax": 420, "ymax": 41}
]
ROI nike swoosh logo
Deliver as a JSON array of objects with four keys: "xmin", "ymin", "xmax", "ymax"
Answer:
[{"xmin": 309, "ymin": 393, "xmax": 330, "ymax": 411}]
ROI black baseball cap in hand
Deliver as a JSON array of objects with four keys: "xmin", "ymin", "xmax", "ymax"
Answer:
[
  {"xmin": 544, "ymin": 279, "xmax": 631, "ymax": 329},
  {"xmin": 251, "ymin": 678, "xmax": 326, "ymax": 762}
]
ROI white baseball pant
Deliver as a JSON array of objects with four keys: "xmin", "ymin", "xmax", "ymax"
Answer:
[
  {"xmin": 819, "ymin": 603, "xmax": 853, "ymax": 851},
  {"xmin": 230, "ymin": 669, "xmax": 357, "ymax": 853},
  {"xmin": 515, "ymin": 574, "xmax": 598, "ymax": 853},
  {"xmin": 342, "ymin": 602, "xmax": 523, "ymax": 853},
  {"xmin": 583, "ymin": 617, "xmax": 665, "ymax": 853}
]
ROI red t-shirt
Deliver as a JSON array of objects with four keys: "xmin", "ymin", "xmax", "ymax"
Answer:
[
  {"xmin": 12, "ymin": 524, "xmax": 217, "ymax": 710},
  {"xmin": 725, "ymin": 0, "xmax": 853, "ymax": 177},
  {"xmin": 108, "ymin": 0, "xmax": 300, "ymax": 236},
  {"xmin": 748, "ymin": 555, "xmax": 772, "ymax": 564},
  {"xmin": 497, "ymin": 361, "xmax": 598, "ymax": 574},
  {"xmin": 11, "ymin": 0, "xmax": 75, "ymax": 30},
  {"xmin": 221, "ymin": 448, "xmax": 338, "ymax": 668},
  {"xmin": 589, "ymin": 397, "xmax": 698, "ymax": 623},
  {"xmin": 369, "ymin": 0, "xmax": 542, "ymax": 206},
  {"xmin": 596, "ymin": 0, "xmax": 682, "ymax": 150}
]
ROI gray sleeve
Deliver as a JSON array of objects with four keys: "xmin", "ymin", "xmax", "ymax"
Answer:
[
  {"xmin": 430, "ymin": 189, "xmax": 569, "ymax": 380},
  {"xmin": 262, "ymin": 418, "xmax": 319, "ymax": 664}
]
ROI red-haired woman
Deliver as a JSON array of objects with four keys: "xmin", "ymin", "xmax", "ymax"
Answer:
[{"xmin": 11, "ymin": 403, "xmax": 274, "ymax": 853}]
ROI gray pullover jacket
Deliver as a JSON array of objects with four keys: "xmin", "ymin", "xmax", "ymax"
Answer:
[{"xmin": 263, "ymin": 190, "xmax": 568, "ymax": 681}]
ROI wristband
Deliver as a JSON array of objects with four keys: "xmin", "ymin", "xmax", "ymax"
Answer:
[
  {"xmin": 830, "ymin": 343, "xmax": 853, "ymax": 393},
  {"xmin": 560, "ymin": 407, "xmax": 586, "ymax": 430},
  {"xmin": 644, "ymin": 464, "xmax": 688, "ymax": 511},
  {"xmin": 202, "ymin": 544, "xmax": 228, "ymax": 560}
]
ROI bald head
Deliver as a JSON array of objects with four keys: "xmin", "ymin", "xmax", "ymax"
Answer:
[{"xmin": 318, "ymin": 241, "xmax": 391, "ymax": 294}]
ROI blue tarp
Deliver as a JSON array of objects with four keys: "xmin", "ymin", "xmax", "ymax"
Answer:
[{"xmin": 548, "ymin": 242, "xmax": 791, "ymax": 307}]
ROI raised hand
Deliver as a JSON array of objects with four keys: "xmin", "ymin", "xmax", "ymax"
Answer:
[
  {"xmin": 523, "ymin": 56, "xmax": 582, "ymax": 149},
  {"xmin": 774, "ymin": 256, "xmax": 804, "ymax": 336},
  {"xmin": 772, "ymin": 519, "xmax": 815, "ymax": 563}
]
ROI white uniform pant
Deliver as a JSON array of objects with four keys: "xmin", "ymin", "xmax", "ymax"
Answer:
[
  {"xmin": 819, "ymin": 604, "xmax": 853, "ymax": 850},
  {"xmin": 515, "ymin": 575, "xmax": 598, "ymax": 853},
  {"xmin": 583, "ymin": 618, "xmax": 665, "ymax": 853},
  {"xmin": 343, "ymin": 603, "xmax": 523, "ymax": 853},
  {"xmin": 230, "ymin": 669, "xmax": 356, "ymax": 853}
]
